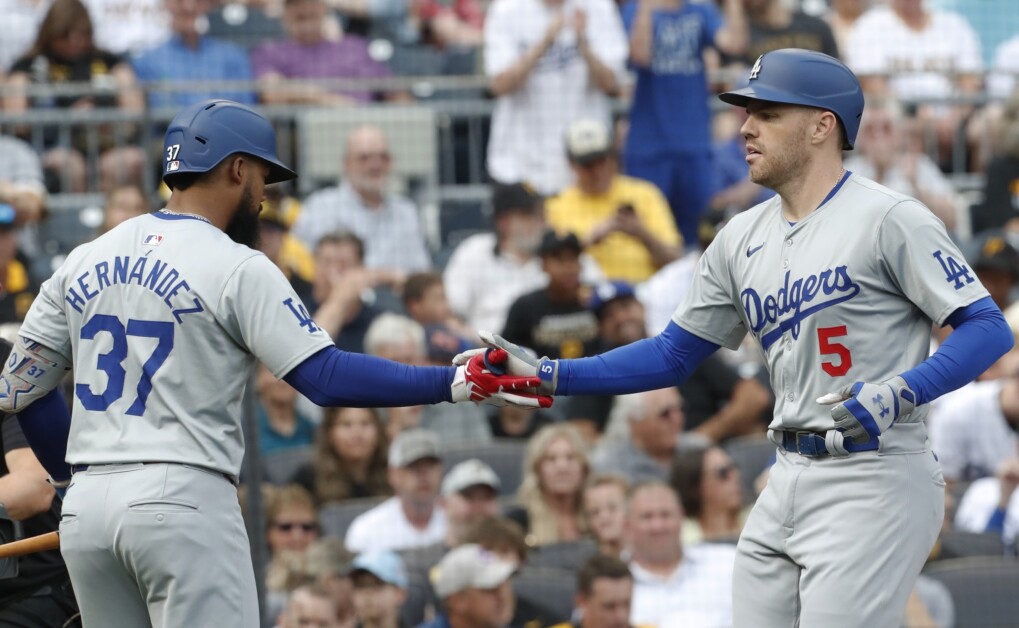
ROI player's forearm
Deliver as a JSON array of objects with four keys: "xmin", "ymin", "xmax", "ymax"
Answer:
[
  {"xmin": 284, "ymin": 347, "xmax": 455, "ymax": 406},
  {"xmin": 900, "ymin": 296, "xmax": 1013, "ymax": 405},
  {"xmin": 555, "ymin": 321, "xmax": 718, "ymax": 395}
]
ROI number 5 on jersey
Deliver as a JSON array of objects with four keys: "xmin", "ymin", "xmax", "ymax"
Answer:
[
  {"xmin": 76, "ymin": 314, "xmax": 174, "ymax": 416},
  {"xmin": 817, "ymin": 325, "xmax": 852, "ymax": 377}
]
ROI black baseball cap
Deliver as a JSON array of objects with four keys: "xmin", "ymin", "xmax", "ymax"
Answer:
[
  {"xmin": 538, "ymin": 230, "xmax": 582, "ymax": 257},
  {"xmin": 972, "ymin": 231, "xmax": 1019, "ymax": 280},
  {"xmin": 492, "ymin": 183, "xmax": 542, "ymax": 216}
]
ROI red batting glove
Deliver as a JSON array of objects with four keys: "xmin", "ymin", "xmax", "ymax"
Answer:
[{"xmin": 451, "ymin": 348, "xmax": 553, "ymax": 408}]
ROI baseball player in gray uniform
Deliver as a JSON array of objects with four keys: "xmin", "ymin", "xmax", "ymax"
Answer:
[
  {"xmin": 0, "ymin": 100, "xmax": 549, "ymax": 628},
  {"xmin": 464, "ymin": 49, "xmax": 1015, "ymax": 627}
]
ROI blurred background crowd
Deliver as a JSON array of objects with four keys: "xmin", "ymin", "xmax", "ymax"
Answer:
[{"xmin": 1, "ymin": 0, "xmax": 1019, "ymax": 626}]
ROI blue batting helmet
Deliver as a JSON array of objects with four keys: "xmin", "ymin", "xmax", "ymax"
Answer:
[
  {"xmin": 719, "ymin": 49, "xmax": 865, "ymax": 150},
  {"xmin": 162, "ymin": 99, "xmax": 297, "ymax": 185}
]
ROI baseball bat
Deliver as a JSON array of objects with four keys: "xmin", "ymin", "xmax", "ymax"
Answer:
[{"xmin": 0, "ymin": 531, "xmax": 59, "ymax": 558}]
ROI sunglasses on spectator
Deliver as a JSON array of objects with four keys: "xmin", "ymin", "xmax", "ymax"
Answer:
[
  {"xmin": 711, "ymin": 463, "xmax": 737, "ymax": 481},
  {"xmin": 272, "ymin": 521, "xmax": 318, "ymax": 533}
]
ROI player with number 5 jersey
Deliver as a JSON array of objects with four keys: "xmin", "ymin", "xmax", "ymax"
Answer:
[
  {"xmin": 464, "ymin": 50, "xmax": 1015, "ymax": 627},
  {"xmin": 0, "ymin": 100, "xmax": 550, "ymax": 628}
]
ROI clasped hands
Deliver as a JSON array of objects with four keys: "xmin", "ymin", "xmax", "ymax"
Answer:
[{"xmin": 450, "ymin": 332, "xmax": 556, "ymax": 409}]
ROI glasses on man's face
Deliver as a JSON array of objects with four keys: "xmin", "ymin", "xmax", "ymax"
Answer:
[
  {"xmin": 272, "ymin": 521, "xmax": 318, "ymax": 533},
  {"xmin": 711, "ymin": 463, "xmax": 737, "ymax": 481}
]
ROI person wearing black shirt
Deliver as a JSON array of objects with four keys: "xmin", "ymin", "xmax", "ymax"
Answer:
[{"xmin": 501, "ymin": 230, "xmax": 599, "ymax": 360}]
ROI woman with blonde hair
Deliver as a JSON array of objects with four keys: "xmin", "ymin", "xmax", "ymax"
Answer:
[
  {"xmin": 292, "ymin": 406, "xmax": 392, "ymax": 504},
  {"xmin": 506, "ymin": 424, "xmax": 590, "ymax": 546}
]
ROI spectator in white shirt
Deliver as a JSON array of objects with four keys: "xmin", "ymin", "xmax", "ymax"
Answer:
[
  {"xmin": 844, "ymin": 97, "xmax": 963, "ymax": 233},
  {"xmin": 443, "ymin": 182, "xmax": 602, "ymax": 337},
  {"xmin": 625, "ymin": 481, "xmax": 736, "ymax": 628},
  {"xmin": 293, "ymin": 124, "xmax": 432, "ymax": 277},
  {"xmin": 345, "ymin": 429, "xmax": 448, "ymax": 553},
  {"xmin": 954, "ymin": 457, "xmax": 1019, "ymax": 550},
  {"xmin": 483, "ymin": 0, "xmax": 628, "ymax": 196},
  {"xmin": 928, "ymin": 375, "xmax": 1019, "ymax": 486},
  {"xmin": 845, "ymin": 0, "xmax": 983, "ymax": 170}
]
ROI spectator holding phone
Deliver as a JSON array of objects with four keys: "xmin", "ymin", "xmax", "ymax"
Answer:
[{"xmin": 545, "ymin": 119, "xmax": 682, "ymax": 283}]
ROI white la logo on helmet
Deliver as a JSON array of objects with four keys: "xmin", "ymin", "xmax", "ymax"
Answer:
[{"xmin": 749, "ymin": 55, "xmax": 763, "ymax": 80}]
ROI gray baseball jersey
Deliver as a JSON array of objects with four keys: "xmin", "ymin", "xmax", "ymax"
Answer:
[
  {"xmin": 674, "ymin": 173, "xmax": 988, "ymax": 432},
  {"xmin": 18, "ymin": 211, "xmax": 333, "ymax": 477}
]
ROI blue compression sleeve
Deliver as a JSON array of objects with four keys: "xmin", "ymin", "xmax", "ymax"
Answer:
[
  {"xmin": 15, "ymin": 388, "xmax": 72, "ymax": 482},
  {"xmin": 556, "ymin": 321, "xmax": 720, "ymax": 395},
  {"xmin": 900, "ymin": 297, "xmax": 1014, "ymax": 405},
  {"xmin": 284, "ymin": 346, "xmax": 456, "ymax": 407}
]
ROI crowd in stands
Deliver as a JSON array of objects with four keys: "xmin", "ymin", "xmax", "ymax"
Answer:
[{"xmin": 2, "ymin": 0, "xmax": 1019, "ymax": 625}]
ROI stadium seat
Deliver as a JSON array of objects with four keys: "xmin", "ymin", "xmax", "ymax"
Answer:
[
  {"xmin": 317, "ymin": 497, "xmax": 387, "ymax": 539},
  {"xmin": 260, "ymin": 446, "xmax": 313, "ymax": 485},
  {"xmin": 937, "ymin": 530, "xmax": 1005, "ymax": 560},
  {"xmin": 400, "ymin": 569, "xmax": 438, "ymax": 627},
  {"xmin": 441, "ymin": 440, "xmax": 527, "ymax": 497},
  {"xmin": 526, "ymin": 539, "xmax": 599, "ymax": 572},
  {"xmin": 722, "ymin": 435, "xmax": 777, "ymax": 502},
  {"xmin": 512, "ymin": 566, "xmax": 577, "ymax": 625},
  {"xmin": 923, "ymin": 557, "xmax": 1019, "ymax": 627}
]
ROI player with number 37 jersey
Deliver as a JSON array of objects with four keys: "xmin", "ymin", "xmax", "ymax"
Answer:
[
  {"xmin": 19, "ymin": 211, "xmax": 329, "ymax": 476},
  {"xmin": 0, "ymin": 100, "xmax": 550, "ymax": 628}
]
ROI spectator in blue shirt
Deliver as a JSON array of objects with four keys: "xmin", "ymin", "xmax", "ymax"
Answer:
[
  {"xmin": 132, "ymin": 0, "xmax": 256, "ymax": 108},
  {"xmin": 621, "ymin": 0, "xmax": 748, "ymax": 247},
  {"xmin": 256, "ymin": 363, "xmax": 316, "ymax": 455}
]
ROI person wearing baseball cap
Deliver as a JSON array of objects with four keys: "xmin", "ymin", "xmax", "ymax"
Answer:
[
  {"xmin": 501, "ymin": 229, "xmax": 600, "ymax": 360},
  {"xmin": 969, "ymin": 231, "xmax": 1019, "ymax": 310},
  {"xmin": 441, "ymin": 459, "xmax": 502, "ymax": 546},
  {"xmin": 546, "ymin": 118, "xmax": 682, "ymax": 284},
  {"xmin": 347, "ymin": 550, "xmax": 409, "ymax": 628},
  {"xmin": 418, "ymin": 544, "xmax": 518, "ymax": 628},
  {"xmin": 345, "ymin": 429, "xmax": 447, "ymax": 554},
  {"xmin": 442, "ymin": 182, "xmax": 548, "ymax": 336}
]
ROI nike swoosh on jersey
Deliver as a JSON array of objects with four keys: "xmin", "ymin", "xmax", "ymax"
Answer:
[{"xmin": 746, "ymin": 244, "xmax": 764, "ymax": 258}]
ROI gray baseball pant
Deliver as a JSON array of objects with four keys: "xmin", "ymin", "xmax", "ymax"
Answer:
[
  {"xmin": 732, "ymin": 422, "xmax": 945, "ymax": 627},
  {"xmin": 59, "ymin": 463, "xmax": 259, "ymax": 628}
]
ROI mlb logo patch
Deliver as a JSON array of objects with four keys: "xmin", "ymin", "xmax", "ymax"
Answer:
[
  {"xmin": 166, "ymin": 161, "xmax": 180, "ymax": 172},
  {"xmin": 143, "ymin": 234, "xmax": 164, "ymax": 246}
]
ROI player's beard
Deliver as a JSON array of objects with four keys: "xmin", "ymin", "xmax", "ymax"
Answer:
[
  {"xmin": 748, "ymin": 118, "xmax": 812, "ymax": 192},
  {"xmin": 225, "ymin": 182, "xmax": 261, "ymax": 248}
]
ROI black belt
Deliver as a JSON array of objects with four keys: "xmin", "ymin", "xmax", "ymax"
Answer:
[
  {"xmin": 70, "ymin": 462, "xmax": 236, "ymax": 486},
  {"xmin": 777, "ymin": 430, "xmax": 879, "ymax": 457}
]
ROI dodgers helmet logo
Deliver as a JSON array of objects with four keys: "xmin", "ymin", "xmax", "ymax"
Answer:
[
  {"xmin": 741, "ymin": 266, "xmax": 861, "ymax": 350},
  {"xmin": 749, "ymin": 56, "xmax": 763, "ymax": 80}
]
